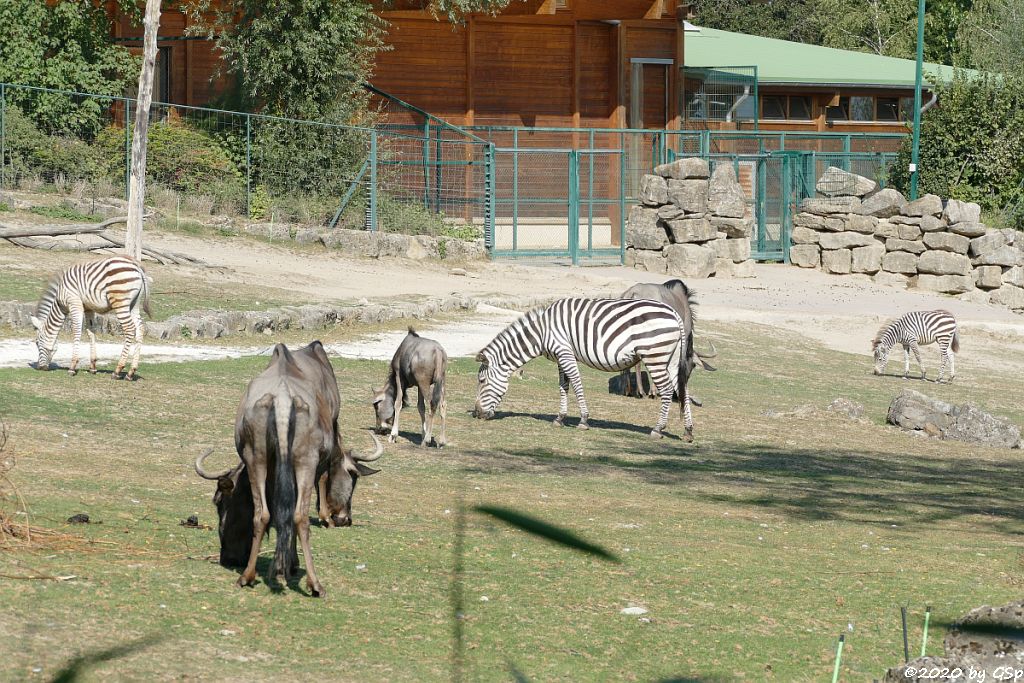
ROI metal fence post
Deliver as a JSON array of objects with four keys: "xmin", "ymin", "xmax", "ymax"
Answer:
[
  {"xmin": 484, "ymin": 143, "xmax": 495, "ymax": 252},
  {"xmin": 245, "ymin": 113, "xmax": 252, "ymax": 219},
  {"xmin": 568, "ymin": 149, "xmax": 579, "ymax": 266},
  {"xmin": 1, "ymin": 83, "xmax": 6, "ymax": 200},
  {"xmin": 619, "ymin": 132, "xmax": 626, "ymax": 265},
  {"xmin": 512, "ymin": 129, "xmax": 519, "ymax": 253},
  {"xmin": 366, "ymin": 130, "xmax": 378, "ymax": 232}
]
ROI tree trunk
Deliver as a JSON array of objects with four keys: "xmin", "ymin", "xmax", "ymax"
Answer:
[{"xmin": 125, "ymin": 0, "xmax": 162, "ymax": 262}]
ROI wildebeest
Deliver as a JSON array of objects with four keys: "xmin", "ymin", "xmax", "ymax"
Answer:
[
  {"xmin": 372, "ymin": 328, "xmax": 447, "ymax": 448},
  {"xmin": 620, "ymin": 279, "xmax": 717, "ymax": 399},
  {"xmin": 195, "ymin": 340, "xmax": 382, "ymax": 596},
  {"xmin": 194, "ymin": 430, "xmax": 382, "ymax": 568}
]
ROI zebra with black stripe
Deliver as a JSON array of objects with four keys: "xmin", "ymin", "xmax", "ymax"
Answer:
[
  {"xmin": 473, "ymin": 297, "xmax": 693, "ymax": 440},
  {"xmin": 31, "ymin": 256, "xmax": 152, "ymax": 379},
  {"xmin": 872, "ymin": 309, "xmax": 960, "ymax": 382}
]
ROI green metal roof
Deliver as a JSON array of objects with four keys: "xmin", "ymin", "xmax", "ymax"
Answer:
[{"xmin": 685, "ymin": 26, "xmax": 971, "ymax": 89}]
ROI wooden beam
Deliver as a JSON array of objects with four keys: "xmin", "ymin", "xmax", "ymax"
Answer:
[
  {"xmin": 644, "ymin": 0, "xmax": 665, "ymax": 19},
  {"xmin": 669, "ymin": 17, "xmax": 683, "ymax": 129},
  {"xmin": 537, "ymin": 0, "xmax": 558, "ymax": 14},
  {"xmin": 615, "ymin": 23, "xmax": 626, "ymax": 128},
  {"xmin": 466, "ymin": 15, "xmax": 475, "ymax": 126},
  {"xmin": 572, "ymin": 20, "xmax": 580, "ymax": 134}
]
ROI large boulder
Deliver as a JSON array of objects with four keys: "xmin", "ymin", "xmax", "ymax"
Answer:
[
  {"xmin": 632, "ymin": 249, "xmax": 668, "ymax": 274},
  {"xmin": 821, "ymin": 249, "xmax": 852, "ymax": 274},
  {"xmin": 945, "ymin": 404, "xmax": 1023, "ymax": 448},
  {"xmin": 666, "ymin": 179, "xmax": 708, "ymax": 214},
  {"xmin": 922, "ymin": 231, "xmax": 970, "ymax": 254},
  {"xmin": 723, "ymin": 238, "xmax": 751, "ymax": 262},
  {"xmin": 665, "ymin": 217, "xmax": 716, "ymax": 243},
  {"xmin": 887, "ymin": 389, "xmax": 955, "ymax": 433},
  {"xmin": 942, "ymin": 198, "xmax": 982, "ymax": 225},
  {"xmin": 885, "ymin": 238, "xmax": 926, "ymax": 254},
  {"xmin": 638, "ymin": 174, "xmax": 669, "ymax": 206},
  {"xmin": 1003, "ymin": 266, "xmax": 1024, "ymax": 287},
  {"xmin": 851, "ymin": 244, "xmax": 885, "ymax": 274},
  {"xmin": 791, "ymin": 226, "xmax": 820, "ymax": 244},
  {"xmin": 974, "ymin": 246, "xmax": 1021, "ymax": 267},
  {"xmin": 794, "ymin": 212, "xmax": 826, "ymax": 228},
  {"xmin": 818, "ymin": 231, "xmax": 877, "ymax": 250},
  {"xmin": 948, "ymin": 221, "xmax": 987, "ymax": 238},
  {"xmin": 657, "ymin": 204, "xmax": 686, "ymax": 221},
  {"xmin": 626, "ymin": 206, "xmax": 668, "ymax": 250},
  {"xmin": 918, "ymin": 251, "xmax": 971, "ymax": 276},
  {"xmin": 882, "ymin": 251, "xmax": 919, "ymax": 274},
  {"xmin": 873, "ymin": 220, "xmax": 900, "ymax": 239},
  {"xmin": 815, "ymin": 166, "xmax": 879, "ymax": 197},
  {"xmin": 654, "ymin": 157, "xmax": 710, "ymax": 180},
  {"xmin": 709, "ymin": 216, "xmax": 753, "ymax": 238},
  {"xmin": 901, "ymin": 193, "xmax": 943, "ymax": 217},
  {"xmin": 990, "ymin": 284, "xmax": 1024, "ymax": 310},
  {"xmin": 897, "ymin": 224, "xmax": 923, "ymax": 241},
  {"xmin": 665, "ymin": 243, "xmax": 716, "ymax": 278},
  {"xmin": 707, "ymin": 164, "xmax": 747, "ymax": 218},
  {"xmin": 799, "ymin": 196, "xmax": 862, "ymax": 215},
  {"xmin": 919, "ymin": 215, "xmax": 947, "ymax": 233},
  {"xmin": 844, "ymin": 213, "xmax": 878, "ymax": 234},
  {"xmin": 974, "ymin": 265, "xmax": 1003, "ymax": 290},
  {"xmin": 873, "ymin": 271, "xmax": 910, "ymax": 288},
  {"xmin": 969, "ymin": 231, "xmax": 1006, "ymax": 258},
  {"xmin": 789, "ymin": 244, "xmax": 821, "ymax": 268},
  {"xmin": 860, "ymin": 188, "xmax": 907, "ymax": 218},
  {"xmin": 913, "ymin": 273, "xmax": 975, "ymax": 294},
  {"xmin": 732, "ymin": 259, "xmax": 757, "ymax": 278}
]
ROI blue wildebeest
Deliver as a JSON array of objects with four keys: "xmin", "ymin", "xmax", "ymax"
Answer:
[
  {"xmin": 620, "ymin": 280, "xmax": 717, "ymax": 431},
  {"xmin": 196, "ymin": 341, "xmax": 382, "ymax": 596},
  {"xmin": 372, "ymin": 328, "xmax": 447, "ymax": 448}
]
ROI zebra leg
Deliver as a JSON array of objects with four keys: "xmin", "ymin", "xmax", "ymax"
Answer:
[
  {"xmin": 111, "ymin": 303, "xmax": 134, "ymax": 379},
  {"xmin": 647, "ymin": 366, "xmax": 675, "ymax": 439},
  {"xmin": 67, "ymin": 300, "xmax": 85, "ymax": 376},
  {"xmin": 682, "ymin": 389, "xmax": 695, "ymax": 442},
  {"xmin": 126, "ymin": 309, "xmax": 144, "ymax": 380},
  {"xmin": 910, "ymin": 341, "xmax": 925, "ymax": 380},
  {"xmin": 555, "ymin": 352, "xmax": 589, "ymax": 429},
  {"xmin": 949, "ymin": 350, "xmax": 956, "ymax": 381},
  {"xmin": 86, "ymin": 330, "xmax": 98, "ymax": 374},
  {"xmin": 903, "ymin": 345, "xmax": 911, "ymax": 378},
  {"xmin": 553, "ymin": 368, "xmax": 569, "ymax": 427}
]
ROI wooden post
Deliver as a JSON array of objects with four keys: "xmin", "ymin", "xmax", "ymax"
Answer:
[{"xmin": 125, "ymin": 0, "xmax": 162, "ymax": 262}]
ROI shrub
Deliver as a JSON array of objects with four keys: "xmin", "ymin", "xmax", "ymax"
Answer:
[
  {"xmin": 376, "ymin": 196, "xmax": 447, "ymax": 236},
  {"xmin": 2, "ymin": 105, "xmax": 102, "ymax": 184},
  {"xmin": 94, "ymin": 119, "xmax": 245, "ymax": 197}
]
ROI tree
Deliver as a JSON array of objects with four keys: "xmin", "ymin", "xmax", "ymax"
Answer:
[
  {"xmin": 691, "ymin": 0, "xmax": 824, "ymax": 44},
  {"xmin": 0, "ymin": 0, "xmax": 139, "ymax": 137},
  {"xmin": 125, "ymin": 0, "xmax": 161, "ymax": 261},
  {"xmin": 816, "ymin": 0, "xmax": 917, "ymax": 57},
  {"xmin": 956, "ymin": 0, "xmax": 1024, "ymax": 71}
]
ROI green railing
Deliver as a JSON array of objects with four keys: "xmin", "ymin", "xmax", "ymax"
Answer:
[{"xmin": 0, "ymin": 82, "xmax": 493, "ymax": 237}]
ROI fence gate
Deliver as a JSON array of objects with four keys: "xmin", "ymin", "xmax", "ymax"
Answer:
[{"xmin": 488, "ymin": 147, "xmax": 625, "ymax": 264}]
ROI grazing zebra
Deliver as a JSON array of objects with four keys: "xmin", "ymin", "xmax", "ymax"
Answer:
[
  {"xmin": 872, "ymin": 309, "xmax": 960, "ymax": 382},
  {"xmin": 30, "ymin": 256, "xmax": 152, "ymax": 379},
  {"xmin": 473, "ymin": 297, "xmax": 692, "ymax": 440}
]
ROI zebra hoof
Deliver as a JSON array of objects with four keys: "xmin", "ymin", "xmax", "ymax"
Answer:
[
  {"xmin": 649, "ymin": 430, "xmax": 663, "ymax": 439},
  {"xmin": 553, "ymin": 415, "xmax": 565, "ymax": 427},
  {"xmin": 682, "ymin": 429, "xmax": 694, "ymax": 443},
  {"xmin": 67, "ymin": 369, "xmax": 77, "ymax": 377},
  {"xmin": 577, "ymin": 420, "xmax": 589, "ymax": 431},
  {"xmin": 87, "ymin": 368, "xmax": 98, "ymax": 375}
]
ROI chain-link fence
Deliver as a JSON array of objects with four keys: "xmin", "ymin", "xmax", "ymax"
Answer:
[
  {"xmin": 0, "ymin": 82, "xmax": 492, "ymax": 237},
  {"xmin": 682, "ymin": 66, "xmax": 758, "ymax": 130}
]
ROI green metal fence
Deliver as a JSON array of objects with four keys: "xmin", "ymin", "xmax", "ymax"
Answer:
[{"xmin": 0, "ymin": 82, "xmax": 492, "ymax": 237}]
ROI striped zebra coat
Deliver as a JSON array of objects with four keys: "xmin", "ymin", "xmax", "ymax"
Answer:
[
  {"xmin": 31, "ymin": 256, "xmax": 152, "ymax": 379},
  {"xmin": 473, "ymin": 297, "xmax": 692, "ymax": 440},
  {"xmin": 872, "ymin": 309, "xmax": 960, "ymax": 382}
]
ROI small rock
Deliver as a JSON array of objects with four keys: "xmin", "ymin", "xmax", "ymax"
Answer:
[
  {"xmin": 66, "ymin": 513, "xmax": 90, "ymax": 524},
  {"xmin": 621, "ymin": 606, "xmax": 649, "ymax": 616},
  {"xmin": 450, "ymin": 268, "xmax": 468, "ymax": 276}
]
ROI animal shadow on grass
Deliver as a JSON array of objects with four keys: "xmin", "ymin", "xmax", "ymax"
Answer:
[
  {"xmin": 481, "ymin": 410, "xmax": 679, "ymax": 439},
  {"xmin": 49, "ymin": 634, "xmax": 161, "ymax": 682},
  {"xmin": 231, "ymin": 554, "xmax": 310, "ymax": 596},
  {"xmin": 389, "ymin": 428, "xmax": 441, "ymax": 448},
  {"xmin": 27, "ymin": 361, "xmax": 142, "ymax": 381}
]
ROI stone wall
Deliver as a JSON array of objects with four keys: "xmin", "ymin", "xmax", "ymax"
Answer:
[
  {"xmin": 625, "ymin": 159, "xmax": 756, "ymax": 279},
  {"xmin": 791, "ymin": 167, "xmax": 1024, "ymax": 312},
  {"xmin": 243, "ymin": 224, "xmax": 488, "ymax": 261}
]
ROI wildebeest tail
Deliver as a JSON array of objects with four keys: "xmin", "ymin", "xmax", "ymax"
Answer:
[
  {"xmin": 270, "ymin": 393, "xmax": 297, "ymax": 584},
  {"xmin": 952, "ymin": 328, "xmax": 960, "ymax": 353}
]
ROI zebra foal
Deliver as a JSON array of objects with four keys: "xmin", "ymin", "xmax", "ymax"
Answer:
[
  {"xmin": 473, "ymin": 297, "xmax": 693, "ymax": 440},
  {"xmin": 872, "ymin": 309, "xmax": 960, "ymax": 382},
  {"xmin": 31, "ymin": 256, "xmax": 152, "ymax": 379}
]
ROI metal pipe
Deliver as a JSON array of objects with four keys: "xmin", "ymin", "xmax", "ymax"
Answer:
[
  {"xmin": 921, "ymin": 91, "xmax": 938, "ymax": 114},
  {"xmin": 725, "ymin": 85, "xmax": 751, "ymax": 123}
]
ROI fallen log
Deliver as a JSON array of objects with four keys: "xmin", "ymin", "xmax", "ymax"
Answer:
[
  {"xmin": 0, "ymin": 215, "xmax": 130, "ymax": 239},
  {"xmin": 97, "ymin": 231, "xmax": 203, "ymax": 266}
]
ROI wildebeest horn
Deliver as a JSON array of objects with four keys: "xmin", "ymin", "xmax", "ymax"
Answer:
[
  {"xmin": 352, "ymin": 431, "xmax": 384, "ymax": 462},
  {"xmin": 696, "ymin": 339, "xmax": 717, "ymax": 359},
  {"xmin": 194, "ymin": 448, "xmax": 235, "ymax": 480}
]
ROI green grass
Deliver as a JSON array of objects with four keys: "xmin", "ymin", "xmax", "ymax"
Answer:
[
  {"xmin": 28, "ymin": 204, "xmax": 101, "ymax": 223},
  {"xmin": 0, "ymin": 322, "xmax": 1021, "ymax": 681}
]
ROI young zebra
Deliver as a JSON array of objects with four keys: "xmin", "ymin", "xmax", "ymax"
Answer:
[
  {"xmin": 31, "ymin": 256, "xmax": 152, "ymax": 379},
  {"xmin": 872, "ymin": 309, "xmax": 960, "ymax": 382},
  {"xmin": 473, "ymin": 297, "xmax": 692, "ymax": 440}
]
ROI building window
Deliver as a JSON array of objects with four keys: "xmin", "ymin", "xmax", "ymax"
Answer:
[
  {"xmin": 826, "ymin": 97, "xmax": 850, "ymax": 122},
  {"xmin": 876, "ymin": 97, "xmax": 899, "ymax": 121},
  {"xmin": 850, "ymin": 96, "xmax": 874, "ymax": 121},
  {"xmin": 899, "ymin": 97, "xmax": 915, "ymax": 121},
  {"xmin": 760, "ymin": 95, "xmax": 813, "ymax": 120}
]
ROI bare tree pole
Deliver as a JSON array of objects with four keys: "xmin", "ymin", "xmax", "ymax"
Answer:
[{"xmin": 125, "ymin": 0, "xmax": 162, "ymax": 261}]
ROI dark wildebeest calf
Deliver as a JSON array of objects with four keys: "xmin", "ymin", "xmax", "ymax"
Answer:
[
  {"xmin": 195, "ymin": 341, "xmax": 382, "ymax": 596},
  {"xmin": 372, "ymin": 328, "xmax": 447, "ymax": 448}
]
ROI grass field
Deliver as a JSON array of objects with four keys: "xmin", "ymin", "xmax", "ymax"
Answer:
[{"xmin": 0, "ymin": 319, "xmax": 1022, "ymax": 682}]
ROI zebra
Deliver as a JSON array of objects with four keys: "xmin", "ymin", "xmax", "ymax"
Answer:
[
  {"xmin": 473, "ymin": 297, "xmax": 693, "ymax": 440},
  {"xmin": 872, "ymin": 309, "xmax": 960, "ymax": 382},
  {"xmin": 30, "ymin": 256, "xmax": 152, "ymax": 379}
]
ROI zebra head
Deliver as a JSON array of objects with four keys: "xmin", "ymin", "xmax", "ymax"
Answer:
[
  {"xmin": 30, "ymin": 315, "xmax": 58, "ymax": 371},
  {"xmin": 871, "ymin": 337, "xmax": 891, "ymax": 375},
  {"xmin": 473, "ymin": 351, "xmax": 509, "ymax": 419}
]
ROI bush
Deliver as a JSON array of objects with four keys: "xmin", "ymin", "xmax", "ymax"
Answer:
[
  {"xmin": 2, "ymin": 105, "xmax": 102, "ymax": 183},
  {"xmin": 376, "ymin": 196, "xmax": 447, "ymax": 236},
  {"xmin": 94, "ymin": 119, "xmax": 245, "ymax": 197},
  {"xmin": 890, "ymin": 72, "xmax": 1024, "ymax": 228}
]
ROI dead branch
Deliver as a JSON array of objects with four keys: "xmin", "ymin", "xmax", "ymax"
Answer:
[
  {"xmin": 0, "ymin": 215, "xmax": 131, "ymax": 239},
  {"xmin": 97, "ymin": 231, "xmax": 203, "ymax": 266}
]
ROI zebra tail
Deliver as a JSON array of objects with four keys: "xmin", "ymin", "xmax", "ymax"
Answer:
[
  {"xmin": 141, "ymin": 274, "xmax": 153, "ymax": 319},
  {"xmin": 952, "ymin": 328, "xmax": 960, "ymax": 353},
  {"xmin": 270, "ymin": 394, "xmax": 297, "ymax": 584}
]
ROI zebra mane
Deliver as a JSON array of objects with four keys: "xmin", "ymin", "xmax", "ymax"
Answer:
[
  {"xmin": 871, "ymin": 321, "xmax": 892, "ymax": 351},
  {"xmin": 479, "ymin": 305, "xmax": 547, "ymax": 361},
  {"xmin": 33, "ymin": 276, "xmax": 61, "ymax": 320}
]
